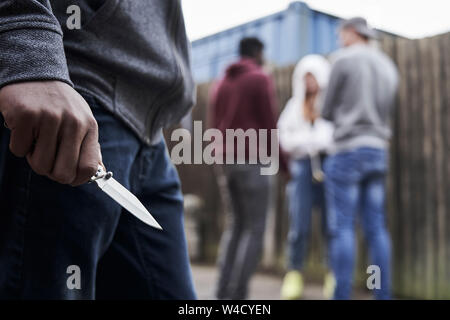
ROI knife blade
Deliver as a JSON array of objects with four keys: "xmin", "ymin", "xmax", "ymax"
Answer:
[{"xmin": 90, "ymin": 165, "xmax": 162, "ymax": 230}]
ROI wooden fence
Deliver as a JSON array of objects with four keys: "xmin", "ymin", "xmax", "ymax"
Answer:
[
  {"xmin": 168, "ymin": 32, "xmax": 450, "ymax": 299},
  {"xmin": 381, "ymin": 33, "xmax": 450, "ymax": 299}
]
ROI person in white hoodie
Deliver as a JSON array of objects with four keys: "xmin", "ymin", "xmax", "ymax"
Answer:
[{"xmin": 278, "ymin": 55, "xmax": 335, "ymax": 300}]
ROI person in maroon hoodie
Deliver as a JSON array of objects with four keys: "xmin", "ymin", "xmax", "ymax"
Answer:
[{"xmin": 209, "ymin": 37, "xmax": 285, "ymax": 299}]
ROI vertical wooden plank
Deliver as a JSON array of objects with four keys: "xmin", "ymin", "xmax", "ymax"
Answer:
[
  {"xmin": 441, "ymin": 32, "xmax": 450, "ymax": 299},
  {"xmin": 445, "ymin": 32, "xmax": 450, "ymax": 300},
  {"xmin": 381, "ymin": 35, "xmax": 402, "ymax": 294},
  {"xmin": 194, "ymin": 81, "xmax": 224, "ymax": 261},
  {"xmin": 389, "ymin": 38, "xmax": 404, "ymax": 297},
  {"xmin": 273, "ymin": 66, "xmax": 290, "ymax": 269},
  {"xmin": 412, "ymin": 38, "xmax": 426, "ymax": 298},
  {"xmin": 429, "ymin": 34, "xmax": 447, "ymax": 299},
  {"xmin": 395, "ymin": 38, "xmax": 412, "ymax": 296},
  {"xmin": 418, "ymin": 37, "xmax": 437, "ymax": 299},
  {"xmin": 392, "ymin": 37, "xmax": 404, "ymax": 295},
  {"xmin": 407, "ymin": 38, "xmax": 423, "ymax": 298}
]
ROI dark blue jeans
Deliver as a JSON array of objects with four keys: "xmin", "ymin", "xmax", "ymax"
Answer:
[
  {"xmin": 0, "ymin": 95, "xmax": 196, "ymax": 299},
  {"xmin": 286, "ymin": 158, "xmax": 328, "ymax": 271},
  {"xmin": 324, "ymin": 147, "xmax": 391, "ymax": 300}
]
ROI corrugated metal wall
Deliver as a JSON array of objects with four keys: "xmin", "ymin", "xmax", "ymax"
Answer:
[{"xmin": 190, "ymin": 1, "xmax": 342, "ymax": 83}]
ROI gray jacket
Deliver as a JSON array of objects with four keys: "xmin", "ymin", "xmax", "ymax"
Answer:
[
  {"xmin": 322, "ymin": 44, "xmax": 399, "ymax": 153},
  {"xmin": 0, "ymin": 0, "xmax": 195, "ymax": 145}
]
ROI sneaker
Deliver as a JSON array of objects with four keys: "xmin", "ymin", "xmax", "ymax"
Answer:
[
  {"xmin": 281, "ymin": 271, "xmax": 304, "ymax": 300},
  {"xmin": 323, "ymin": 272, "xmax": 336, "ymax": 300}
]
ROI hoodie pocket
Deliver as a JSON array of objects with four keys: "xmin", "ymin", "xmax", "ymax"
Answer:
[{"xmin": 82, "ymin": 0, "xmax": 120, "ymax": 30}]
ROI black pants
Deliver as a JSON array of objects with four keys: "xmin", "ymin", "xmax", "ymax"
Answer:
[{"xmin": 215, "ymin": 164, "xmax": 271, "ymax": 299}]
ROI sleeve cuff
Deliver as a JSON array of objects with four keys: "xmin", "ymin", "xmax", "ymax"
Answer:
[{"xmin": 0, "ymin": 27, "xmax": 73, "ymax": 89}]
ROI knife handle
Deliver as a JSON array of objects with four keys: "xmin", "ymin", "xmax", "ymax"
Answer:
[{"xmin": 89, "ymin": 165, "xmax": 113, "ymax": 183}]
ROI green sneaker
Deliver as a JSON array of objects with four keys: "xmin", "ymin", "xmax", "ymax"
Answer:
[
  {"xmin": 323, "ymin": 272, "xmax": 336, "ymax": 300},
  {"xmin": 281, "ymin": 271, "xmax": 304, "ymax": 300}
]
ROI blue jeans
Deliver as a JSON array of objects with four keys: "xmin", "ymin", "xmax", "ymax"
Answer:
[
  {"xmin": 0, "ymin": 95, "xmax": 196, "ymax": 299},
  {"xmin": 286, "ymin": 158, "xmax": 328, "ymax": 271},
  {"xmin": 324, "ymin": 147, "xmax": 391, "ymax": 300}
]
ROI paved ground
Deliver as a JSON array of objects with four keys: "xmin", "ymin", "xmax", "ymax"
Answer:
[{"xmin": 191, "ymin": 264, "xmax": 371, "ymax": 300}]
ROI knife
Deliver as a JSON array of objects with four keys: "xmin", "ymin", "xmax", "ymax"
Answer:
[{"xmin": 90, "ymin": 165, "xmax": 162, "ymax": 230}]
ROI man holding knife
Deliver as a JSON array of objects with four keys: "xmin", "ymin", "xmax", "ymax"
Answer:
[{"xmin": 0, "ymin": 0, "xmax": 196, "ymax": 299}]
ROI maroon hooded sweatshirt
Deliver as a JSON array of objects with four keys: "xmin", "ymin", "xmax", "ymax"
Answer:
[{"xmin": 209, "ymin": 58, "xmax": 287, "ymax": 173}]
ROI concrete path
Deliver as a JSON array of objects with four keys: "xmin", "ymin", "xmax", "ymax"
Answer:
[{"xmin": 191, "ymin": 264, "xmax": 371, "ymax": 300}]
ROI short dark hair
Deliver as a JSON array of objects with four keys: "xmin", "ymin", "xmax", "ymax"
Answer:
[{"xmin": 239, "ymin": 37, "xmax": 264, "ymax": 58}]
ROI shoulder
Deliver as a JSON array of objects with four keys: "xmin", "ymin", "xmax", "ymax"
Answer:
[
  {"xmin": 244, "ymin": 69, "xmax": 273, "ymax": 90},
  {"xmin": 329, "ymin": 48, "xmax": 358, "ymax": 72},
  {"xmin": 246, "ymin": 68, "xmax": 271, "ymax": 82},
  {"xmin": 330, "ymin": 47, "xmax": 353, "ymax": 63},
  {"xmin": 375, "ymin": 49, "xmax": 399, "ymax": 84},
  {"xmin": 375, "ymin": 49, "xmax": 397, "ymax": 69}
]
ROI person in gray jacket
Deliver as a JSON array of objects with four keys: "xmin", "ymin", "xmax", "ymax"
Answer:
[
  {"xmin": 321, "ymin": 17, "xmax": 399, "ymax": 300},
  {"xmin": 0, "ymin": 0, "xmax": 196, "ymax": 299}
]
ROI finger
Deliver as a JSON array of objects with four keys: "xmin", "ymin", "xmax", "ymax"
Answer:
[
  {"xmin": 50, "ymin": 119, "xmax": 86, "ymax": 185},
  {"xmin": 71, "ymin": 127, "xmax": 101, "ymax": 186},
  {"xmin": 26, "ymin": 115, "xmax": 60, "ymax": 176},
  {"xmin": 9, "ymin": 123, "xmax": 35, "ymax": 157},
  {"xmin": 98, "ymin": 145, "xmax": 105, "ymax": 171}
]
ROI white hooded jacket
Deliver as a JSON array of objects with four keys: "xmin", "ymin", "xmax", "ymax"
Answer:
[{"xmin": 277, "ymin": 55, "xmax": 334, "ymax": 160}]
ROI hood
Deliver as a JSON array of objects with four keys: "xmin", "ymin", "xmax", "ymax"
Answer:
[
  {"xmin": 291, "ymin": 54, "xmax": 331, "ymax": 99},
  {"xmin": 225, "ymin": 58, "xmax": 261, "ymax": 79}
]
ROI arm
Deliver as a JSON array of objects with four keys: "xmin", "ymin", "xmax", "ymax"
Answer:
[
  {"xmin": 280, "ymin": 127, "xmax": 315, "ymax": 155},
  {"xmin": 254, "ymin": 75, "xmax": 289, "ymax": 174},
  {"xmin": 0, "ymin": 1, "xmax": 102, "ymax": 186},
  {"xmin": 0, "ymin": 0, "xmax": 72, "ymax": 88},
  {"xmin": 321, "ymin": 59, "xmax": 346, "ymax": 121},
  {"xmin": 278, "ymin": 99, "xmax": 318, "ymax": 156},
  {"xmin": 255, "ymin": 75, "xmax": 278, "ymax": 132}
]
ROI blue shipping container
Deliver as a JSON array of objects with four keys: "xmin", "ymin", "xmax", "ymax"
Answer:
[{"xmin": 190, "ymin": 1, "xmax": 342, "ymax": 83}]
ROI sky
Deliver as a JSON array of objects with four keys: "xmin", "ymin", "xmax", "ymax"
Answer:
[{"xmin": 182, "ymin": 0, "xmax": 450, "ymax": 41}]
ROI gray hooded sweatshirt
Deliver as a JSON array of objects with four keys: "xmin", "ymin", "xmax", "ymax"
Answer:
[
  {"xmin": 322, "ymin": 43, "xmax": 399, "ymax": 153},
  {"xmin": 0, "ymin": 0, "xmax": 195, "ymax": 145}
]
